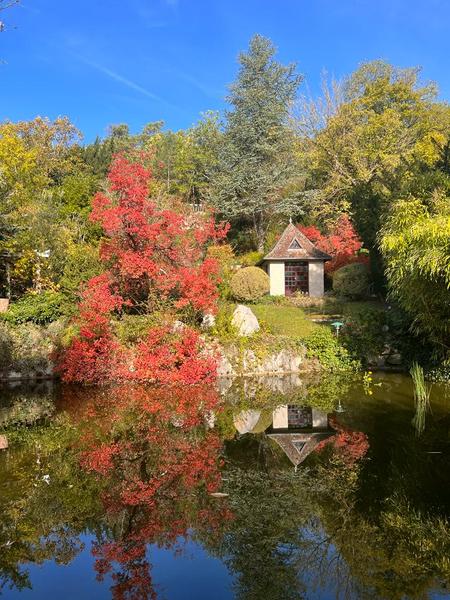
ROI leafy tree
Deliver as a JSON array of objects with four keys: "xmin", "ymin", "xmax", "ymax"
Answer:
[
  {"xmin": 0, "ymin": 117, "xmax": 86, "ymax": 296},
  {"xmin": 297, "ymin": 61, "xmax": 450, "ymax": 286},
  {"xmin": 209, "ymin": 35, "xmax": 303, "ymax": 251},
  {"xmin": 57, "ymin": 154, "xmax": 229, "ymax": 384},
  {"xmin": 380, "ymin": 194, "xmax": 450, "ymax": 358}
]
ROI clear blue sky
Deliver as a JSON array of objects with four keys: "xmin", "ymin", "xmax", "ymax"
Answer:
[{"xmin": 1, "ymin": 0, "xmax": 449, "ymax": 142}]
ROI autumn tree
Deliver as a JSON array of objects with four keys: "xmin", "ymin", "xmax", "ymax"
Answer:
[
  {"xmin": 209, "ymin": 35, "xmax": 303, "ymax": 251},
  {"xmin": 296, "ymin": 61, "xmax": 450, "ymax": 286},
  {"xmin": 299, "ymin": 215, "xmax": 368, "ymax": 275},
  {"xmin": 58, "ymin": 154, "xmax": 228, "ymax": 384}
]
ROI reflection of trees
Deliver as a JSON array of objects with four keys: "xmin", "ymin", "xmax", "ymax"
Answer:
[
  {"xmin": 75, "ymin": 384, "xmax": 230, "ymax": 600},
  {"xmin": 0, "ymin": 384, "xmax": 229, "ymax": 598},
  {"xmin": 198, "ymin": 439, "xmax": 365, "ymax": 600},
  {"xmin": 199, "ymin": 422, "xmax": 450, "ymax": 600},
  {"xmin": 1, "ymin": 380, "xmax": 449, "ymax": 599},
  {"xmin": 0, "ymin": 418, "xmax": 103, "ymax": 592}
]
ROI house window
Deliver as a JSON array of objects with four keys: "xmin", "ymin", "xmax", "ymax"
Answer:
[
  {"xmin": 288, "ymin": 406, "xmax": 313, "ymax": 428},
  {"xmin": 285, "ymin": 261, "xmax": 308, "ymax": 295}
]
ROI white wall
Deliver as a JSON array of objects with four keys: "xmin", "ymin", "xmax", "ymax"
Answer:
[
  {"xmin": 272, "ymin": 405, "xmax": 288, "ymax": 429},
  {"xmin": 268, "ymin": 261, "xmax": 285, "ymax": 295},
  {"xmin": 312, "ymin": 409, "xmax": 328, "ymax": 428},
  {"xmin": 308, "ymin": 261, "xmax": 325, "ymax": 297}
]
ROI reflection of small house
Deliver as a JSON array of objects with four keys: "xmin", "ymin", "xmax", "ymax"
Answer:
[
  {"xmin": 268, "ymin": 405, "xmax": 333, "ymax": 467},
  {"xmin": 262, "ymin": 221, "xmax": 331, "ymax": 297}
]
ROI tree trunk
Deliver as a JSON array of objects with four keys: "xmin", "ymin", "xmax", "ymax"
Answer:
[{"xmin": 253, "ymin": 212, "xmax": 265, "ymax": 253}]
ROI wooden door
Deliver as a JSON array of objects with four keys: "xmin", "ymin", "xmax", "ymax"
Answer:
[{"xmin": 284, "ymin": 261, "xmax": 308, "ymax": 295}]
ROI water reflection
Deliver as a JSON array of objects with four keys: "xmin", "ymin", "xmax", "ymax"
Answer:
[{"xmin": 0, "ymin": 375, "xmax": 449, "ymax": 599}]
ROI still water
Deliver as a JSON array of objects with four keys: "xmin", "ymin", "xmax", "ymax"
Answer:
[{"xmin": 0, "ymin": 373, "xmax": 449, "ymax": 599}]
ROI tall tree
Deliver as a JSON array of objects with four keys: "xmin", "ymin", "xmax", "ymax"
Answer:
[
  {"xmin": 297, "ymin": 61, "xmax": 450, "ymax": 285},
  {"xmin": 209, "ymin": 35, "xmax": 303, "ymax": 251}
]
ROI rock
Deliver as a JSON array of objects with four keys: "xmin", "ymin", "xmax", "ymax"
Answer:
[
  {"xmin": 217, "ymin": 354, "xmax": 234, "ymax": 377},
  {"xmin": 231, "ymin": 305, "xmax": 260, "ymax": 336},
  {"xmin": 201, "ymin": 313, "xmax": 216, "ymax": 330},
  {"xmin": 386, "ymin": 353, "xmax": 402, "ymax": 366},
  {"xmin": 172, "ymin": 320, "xmax": 186, "ymax": 333},
  {"xmin": 233, "ymin": 410, "xmax": 261, "ymax": 434},
  {"xmin": 0, "ymin": 435, "xmax": 8, "ymax": 450}
]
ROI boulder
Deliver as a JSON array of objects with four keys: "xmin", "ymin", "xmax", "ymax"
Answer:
[
  {"xmin": 231, "ymin": 305, "xmax": 260, "ymax": 336},
  {"xmin": 201, "ymin": 313, "xmax": 216, "ymax": 330},
  {"xmin": 386, "ymin": 352, "xmax": 403, "ymax": 366},
  {"xmin": 172, "ymin": 320, "xmax": 186, "ymax": 333},
  {"xmin": 0, "ymin": 435, "xmax": 8, "ymax": 450}
]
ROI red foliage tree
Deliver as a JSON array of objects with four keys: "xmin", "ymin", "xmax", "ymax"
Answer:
[
  {"xmin": 299, "ymin": 216, "xmax": 368, "ymax": 274},
  {"xmin": 58, "ymin": 155, "xmax": 228, "ymax": 384}
]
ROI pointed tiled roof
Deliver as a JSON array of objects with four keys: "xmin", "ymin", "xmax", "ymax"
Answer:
[
  {"xmin": 268, "ymin": 432, "xmax": 334, "ymax": 467},
  {"xmin": 263, "ymin": 222, "xmax": 331, "ymax": 261}
]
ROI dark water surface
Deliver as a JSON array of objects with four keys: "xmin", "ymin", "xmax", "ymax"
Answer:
[{"xmin": 0, "ymin": 374, "xmax": 449, "ymax": 599}]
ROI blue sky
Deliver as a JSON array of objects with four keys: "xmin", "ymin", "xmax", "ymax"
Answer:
[{"xmin": 1, "ymin": 0, "xmax": 449, "ymax": 142}]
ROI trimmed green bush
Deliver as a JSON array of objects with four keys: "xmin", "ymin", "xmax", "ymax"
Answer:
[
  {"xmin": 332, "ymin": 263, "xmax": 369, "ymax": 299},
  {"xmin": 230, "ymin": 267, "xmax": 270, "ymax": 302}
]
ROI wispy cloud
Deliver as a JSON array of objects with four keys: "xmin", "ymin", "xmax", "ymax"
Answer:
[{"xmin": 73, "ymin": 53, "xmax": 164, "ymax": 103}]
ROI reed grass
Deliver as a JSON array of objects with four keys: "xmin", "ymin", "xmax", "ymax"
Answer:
[{"xmin": 410, "ymin": 362, "xmax": 432, "ymax": 436}]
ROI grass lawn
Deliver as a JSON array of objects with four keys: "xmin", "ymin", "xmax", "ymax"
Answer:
[
  {"xmin": 251, "ymin": 303, "xmax": 320, "ymax": 338},
  {"xmin": 303, "ymin": 298, "xmax": 385, "ymax": 321}
]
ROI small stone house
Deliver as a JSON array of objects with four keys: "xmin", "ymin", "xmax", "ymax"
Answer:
[{"xmin": 262, "ymin": 221, "xmax": 331, "ymax": 297}]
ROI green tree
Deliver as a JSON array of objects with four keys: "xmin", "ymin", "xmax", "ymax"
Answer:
[
  {"xmin": 209, "ymin": 35, "xmax": 303, "ymax": 251},
  {"xmin": 380, "ymin": 194, "xmax": 450, "ymax": 358},
  {"xmin": 297, "ymin": 61, "xmax": 450, "ymax": 285}
]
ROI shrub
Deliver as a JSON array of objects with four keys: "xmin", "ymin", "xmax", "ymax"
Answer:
[
  {"xmin": 303, "ymin": 327, "xmax": 357, "ymax": 371},
  {"xmin": 230, "ymin": 267, "xmax": 270, "ymax": 302},
  {"xmin": 210, "ymin": 303, "xmax": 237, "ymax": 340},
  {"xmin": 1, "ymin": 291, "xmax": 67, "ymax": 325},
  {"xmin": 0, "ymin": 321, "xmax": 55, "ymax": 373},
  {"xmin": 340, "ymin": 306, "xmax": 386, "ymax": 362},
  {"xmin": 332, "ymin": 263, "xmax": 369, "ymax": 299},
  {"xmin": 0, "ymin": 323, "xmax": 14, "ymax": 370},
  {"xmin": 207, "ymin": 244, "xmax": 235, "ymax": 300},
  {"xmin": 238, "ymin": 251, "xmax": 264, "ymax": 267}
]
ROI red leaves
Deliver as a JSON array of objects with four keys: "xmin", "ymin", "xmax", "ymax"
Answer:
[
  {"xmin": 75, "ymin": 385, "xmax": 229, "ymax": 600},
  {"xmin": 299, "ymin": 216, "xmax": 368, "ymax": 274},
  {"xmin": 316, "ymin": 416, "xmax": 370, "ymax": 465},
  {"xmin": 59, "ymin": 155, "xmax": 229, "ymax": 384},
  {"xmin": 133, "ymin": 326, "xmax": 217, "ymax": 384}
]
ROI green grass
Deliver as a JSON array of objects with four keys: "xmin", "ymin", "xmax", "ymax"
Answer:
[
  {"xmin": 251, "ymin": 304, "xmax": 320, "ymax": 339},
  {"xmin": 304, "ymin": 298, "xmax": 385, "ymax": 321}
]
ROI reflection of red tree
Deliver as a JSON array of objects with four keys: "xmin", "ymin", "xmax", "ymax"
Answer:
[
  {"xmin": 316, "ymin": 417, "xmax": 369, "ymax": 465},
  {"xmin": 75, "ymin": 384, "xmax": 232, "ymax": 600}
]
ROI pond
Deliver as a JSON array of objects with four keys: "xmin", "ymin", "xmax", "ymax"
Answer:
[{"xmin": 0, "ymin": 373, "xmax": 449, "ymax": 600}]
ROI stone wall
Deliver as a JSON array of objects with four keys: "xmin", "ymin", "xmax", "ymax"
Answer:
[{"xmin": 216, "ymin": 342, "xmax": 310, "ymax": 378}]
